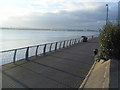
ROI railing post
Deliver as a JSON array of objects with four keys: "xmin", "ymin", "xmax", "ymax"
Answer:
[
  {"xmin": 72, "ymin": 39, "xmax": 74, "ymax": 45},
  {"xmin": 65, "ymin": 41, "xmax": 67, "ymax": 47},
  {"xmin": 68, "ymin": 40, "xmax": 70, "ymax": 46},
  {"xmin": 62, "ymin": 41, "xmax": 64, "ymax": 48},
  {"xmin": 59, "ymin": 41, "xmax": 62, "ymax": 49},
  {"xmin": 64, "ymin": 41, "xmax": 66, "ymax": 48},
  {"xmin": 73, "ymin": 39, "xmax": 75, "ymax": 45},
  {"xmin": 77, "ymin": 39, "xmax": 79, "ymax": 43},
  {"xmin": 55, "ymin": 42, "xmax": 58, "ymax": 51},
  {"xmin": 36, "ymin": 45, "xmax": 39, "ymax": 56},
  {"xmin": 72, "ymin": 39, "xmax": 73, "ymax": 45},
  {"xmin": 73, "ymin": 39, "xmax": 75, "ymax": 44},
  {"xmin": 75, "ymin": 39, "xmax": 76, "ymax": 44},
  {"xmin": 13, "ymin": 49, "xmax": 17, "ymax": 63},
  {"xmin": 71, "ymin": 40, "xmax": 72, "ymax": 45},
  {"xmin": 63, "ymin": 41, "xmax": 65, "ymax": 48},
  {"xmin": 25, "ymin": 47, "xmax": 29, "ymax": 61},
  {"xmin": 69, "ymin": 40, "xmax": 71, "ymax": 46},
  {"xmin": 49, "ymin": 43, "xmax": 52, "ymax": 52},
  {"xmin": 43, "ymin": 44, "xmax": 46, "ymax": 55},
  {"xmin": 78, "ymin": 38, "xmax": 80, "ymax": 43},
  {"xmin": 66, "ymin": 40, "xmax": 69, "ymax": 47},
  {"xmin": 76, "ymin": 39, "xmax": 78, "ymax": 44}
]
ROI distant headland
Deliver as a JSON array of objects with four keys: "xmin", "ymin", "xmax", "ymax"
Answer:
[{"xmin": 0, "ymin": 27, "xmax": 98, "ymax": 32}]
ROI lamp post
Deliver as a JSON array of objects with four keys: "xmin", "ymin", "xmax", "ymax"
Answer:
[
  {"xmin": 118, "ymin": 1, "xmax": 120, "ymax": 26},
  {"xmin": 106, "ymin": 4, "xmax": 109, "ymax": 25}
]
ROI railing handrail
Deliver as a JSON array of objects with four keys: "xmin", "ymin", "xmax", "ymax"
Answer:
[
  {"xmin": 1, "ymin": 34, "xmax": 99, "ymax": 65},
  {"xmin": 0, "ymin": 37, "xmax": 83, "ymax": 53}
]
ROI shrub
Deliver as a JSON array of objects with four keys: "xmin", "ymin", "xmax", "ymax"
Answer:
[{"xmin": 99, "ymin": 22, "xmax": 120, "ymax": 60}]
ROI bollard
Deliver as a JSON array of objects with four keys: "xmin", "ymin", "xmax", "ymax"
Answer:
[{"xmin": 93, "ymin": 49, "xmax": 98, "ymax": 56}]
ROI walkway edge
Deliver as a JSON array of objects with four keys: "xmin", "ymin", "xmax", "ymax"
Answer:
[{"xmin": 79, "ymin": 60, "xmax": 97, "ymax": 88}]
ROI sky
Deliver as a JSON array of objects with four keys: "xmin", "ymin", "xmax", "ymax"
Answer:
[{"xmin": 0, "ymin": 0, "xmax": 119, "ymax": 30}]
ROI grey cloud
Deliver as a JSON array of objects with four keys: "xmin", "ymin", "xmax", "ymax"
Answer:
[{"xmin": 2, "ymin": 3, "xmax": 117, "ymax": 30}]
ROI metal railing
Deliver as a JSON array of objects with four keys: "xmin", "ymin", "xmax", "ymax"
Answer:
[{"xmin": 0, "ymin": 35, "xmax": 97, "ymax": 65}]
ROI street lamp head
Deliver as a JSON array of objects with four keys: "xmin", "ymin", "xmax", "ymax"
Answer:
[{"xmin": 106, "ymin": 4, "xmax": 108, "ymax": 6}]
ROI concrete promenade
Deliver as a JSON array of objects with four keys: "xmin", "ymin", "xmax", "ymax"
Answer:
[{"xmin": 2, "ymin": 38, "xmax": 98, "ymax": 88}]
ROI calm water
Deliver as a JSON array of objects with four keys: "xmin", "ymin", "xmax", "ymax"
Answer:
[{"xmin": 0, "ymin": 29, "xmax": 99, "ymax": 51}]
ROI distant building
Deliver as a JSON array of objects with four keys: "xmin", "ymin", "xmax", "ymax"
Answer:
[{"xmin": 118, "ymin": 1, "xmax": 120, "ymax": 26}]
